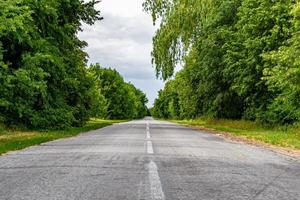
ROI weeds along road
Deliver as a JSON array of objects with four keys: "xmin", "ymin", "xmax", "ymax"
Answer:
[{"xmin": 0, "ymin": 117, "xmax": 299, "ymax": 200}]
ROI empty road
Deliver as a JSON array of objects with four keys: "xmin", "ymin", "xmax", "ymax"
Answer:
[{"xmin": 0, "ymin": 118, "xmax": 299, "ymax": 200}]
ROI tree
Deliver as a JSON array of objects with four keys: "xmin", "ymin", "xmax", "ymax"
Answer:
[
  {"xmin": 263, "ymin": 2, "xmax": 300, "ymax": 125},
  {"xmin": 0, "ymin": 0, "xmax": 102, "ymax": 128},
  {"xmin": 145, "ymin": 0, "xmax": 244, "ymax": 119},
  {"xmin": 223, "ymin": 0, "xmax": 293, "ymax": 120},
  {"xmin": 147, "ymin": 0, "xmax": 300, "ymax": 125},
  {"xmin": 89, "ymin": 64, "xmax": 148, "ymax": 120}
]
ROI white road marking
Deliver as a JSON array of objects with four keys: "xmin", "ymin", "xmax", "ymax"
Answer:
[
  {"xmin": 147, "ymin": 161, "xmax": 165, "ymax": 200},
  {"xmin": 147, "ymin": 141, "xmax": 154, "ymax": 154},
  {"xmin": 146, "ymin": 122, "xmax": 151, "ymax": 146},
  {"xmin": 147, "ymin": 130, "xmax": 151, "ymax": 139}
]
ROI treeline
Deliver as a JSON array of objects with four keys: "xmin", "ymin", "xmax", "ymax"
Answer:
[
  {"xmin": 145, "ymin": 0, "xmax": 300, "ymax": 125},
  {"xmin": 88, "ymin": 64, "xmax": 148, "ymax": 120},
  {"xmin": 0, "ymin": 0, "xmax": 148, "ymax": 129}
]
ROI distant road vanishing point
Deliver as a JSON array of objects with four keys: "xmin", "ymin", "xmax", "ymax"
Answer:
[{"xmin": 0, "ymin": 117, "xmax": 299, "ymax": 200}]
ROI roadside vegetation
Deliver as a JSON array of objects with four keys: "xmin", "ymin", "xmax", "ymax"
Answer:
[
  {"xmin": 0, "ymin": 119, "xmax": 125, "ymax": 155},
  {"xmin": 88, "ymin": 64, "xmax": 149, "ymax": 120},
  {"xmin": 145, "ymin": 0, "xmax": 300, "ymax": 150},
  {"xmin": 174, "ymin": 119, "xmax": 300, "ymax": 150}
]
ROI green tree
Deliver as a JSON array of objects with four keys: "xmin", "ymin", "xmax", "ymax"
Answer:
[
  {"xmin": 0, "ymin": 0, "xmax": 102, "ymax": 128},
  {"xmin": 145, "ymin": 0, "xmax": 244, "ymax": 119},
  {"xmin": 146, "ymin": 0, "xmax": 300, "ymax": 125},
  {"xmin": 89, "ymin": 64, "xmax": 148, "ymax": 120},
  {"xmin": 223, "ymin": 0, "xmax": 293, "ymax": 120},
  {"xmin": 263, "ymin": 2, "xmax": 300, "ymax": 125}
]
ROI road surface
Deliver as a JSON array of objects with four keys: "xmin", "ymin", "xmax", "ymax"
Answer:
[{"xmin": 0, "ymin": 118, "xmax": 299, "ymax": 200}]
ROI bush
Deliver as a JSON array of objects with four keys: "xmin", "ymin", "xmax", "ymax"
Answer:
[{"xmin": 30, "ymin": 108, "xmax": 74, "ymax": 129}]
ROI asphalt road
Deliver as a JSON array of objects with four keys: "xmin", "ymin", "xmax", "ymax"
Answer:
[{"xmin": 0, "ymin": 117, "xmax": 300, "ymax": 200}]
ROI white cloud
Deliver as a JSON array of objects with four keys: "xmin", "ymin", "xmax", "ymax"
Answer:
[
  {"xmin": 96, "ymin": 0, "xmax": 144, "ymax": 17},
  {"xmin": 79, "ymin": 0, "xmax": 164, "ymax": 106}
]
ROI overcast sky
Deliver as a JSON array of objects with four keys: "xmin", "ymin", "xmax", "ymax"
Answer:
[{"xmin": 78, "ymin": 0, "xmax": 164, "ymax": 107}]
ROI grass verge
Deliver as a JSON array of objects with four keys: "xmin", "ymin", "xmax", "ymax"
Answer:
[
  {"xmin": 172, "ymin": 118, "xmax": 300, "ymax": 150},
  {"xmin": 0, "ymin": 118, "xmax": 125, "ymax": 155}
]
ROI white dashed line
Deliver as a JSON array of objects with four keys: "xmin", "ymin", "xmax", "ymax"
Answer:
[
  {"xmin": 148, "ymin": 161, "xmax": 165, "ymax": 200},
  {"xmin": 145, "ymin": 122, "xmax": 165, "ymax": 200},
  {"xmin": 147, "ymin": 141, "xmax": 154, "ymax": 154},
  {"xmin": 147, "ymin": 130, "xmax": 151, "ymax": 139},
  {"xmin": 146, "ymin": 122, "xmax": 153, "ymax": 153}
]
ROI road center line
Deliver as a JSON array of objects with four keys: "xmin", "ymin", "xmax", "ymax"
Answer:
[
  {"xmin": 146, "ymin": 122, "xmax": 152, "ymax": 152},
  {"xmin": 147, "ymin": 160, "xmax": 165, "ymax": 200},
  {"xmin": 147, "ymin": 130, "xmax": 151, "ymax": 139},
  {"xmin": 147, "ymin": 141, "xmax": 154, "ymax": 154}
]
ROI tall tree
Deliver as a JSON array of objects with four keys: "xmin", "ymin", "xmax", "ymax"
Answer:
[
  {"xmin": 147, "ymin": 0, "xmax": 299, "ymax": 125},
  {"xmin": 0, "ymin": 0, "xmax": 102, "ymax": 128},
  {"xmin": 223, "ymin": 0, "xmax": 293, "ymax": 120},
  {"xmin": 263, "ymin": 2, "xmax": 300, "ymax": 124}
]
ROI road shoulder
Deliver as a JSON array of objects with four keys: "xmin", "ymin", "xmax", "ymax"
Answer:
[{"xmin": 172, "ymin": 120, "xmax": 300, "ymax": 159}]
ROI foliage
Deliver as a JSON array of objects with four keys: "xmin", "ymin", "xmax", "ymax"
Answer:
[
  {"xmin": 262, "ymin": 2, "xmax": 300, "ymax": 125},
  {"xmin": 89, "ymin": 64, "xmax": 148, "ymax": 120},
  {"xmin": 0, "ymin": 1, "xmax": 147, "ymax": 129},
  {"xmin": 151, "ymin": 80, "xmax": 180, "ymax": 119},
  {"xmin": 0, "ymin": 0, "xmax": 103, "ymax": 129},
  {"xmin": 223, "ymin": 0, "xmax": 292, "ymax": 120},
  {"xmin": 146, "ymin": 0, "xmax": 300, "ymax": 125}
]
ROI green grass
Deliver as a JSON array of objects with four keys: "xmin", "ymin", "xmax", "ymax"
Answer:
[
  {"xmin": 0, "ymin": 119, "xmax": 125, "ymax": 155},
  {"xmin": 172, "ymin": 118, "xmax": 300, "ymax": 150}
]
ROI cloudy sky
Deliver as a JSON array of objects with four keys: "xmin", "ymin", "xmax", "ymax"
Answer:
[{"xmin": 78, "ymin": 0, "xmax": 164, "ymax": 107}]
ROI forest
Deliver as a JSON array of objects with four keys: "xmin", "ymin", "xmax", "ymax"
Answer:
[
  {"xmin": 0, "ymin": 0, "xmax": 148, "ymax": 129},
  {"xmin": 145, "ymin": 0, "xmax": 300, "ymax": 126}
]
